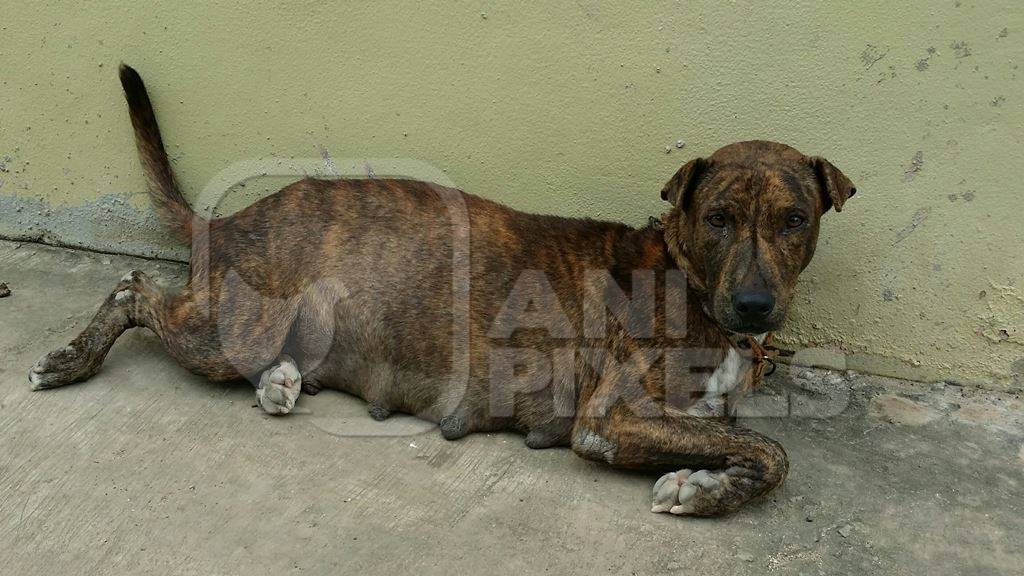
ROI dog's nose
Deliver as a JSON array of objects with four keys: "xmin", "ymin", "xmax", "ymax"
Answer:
[{"xmin": 732, "ymin": 290, "xmax": 775, "ymax": 323}]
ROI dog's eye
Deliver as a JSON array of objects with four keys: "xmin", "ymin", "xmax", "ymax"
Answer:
[
  {"xmin": 786, "ymin": 214, "xmax": 806, "ymax": 228},
  {"xmin": 705, "ymin": 213, "xmax": 727, "ymax": 228}
]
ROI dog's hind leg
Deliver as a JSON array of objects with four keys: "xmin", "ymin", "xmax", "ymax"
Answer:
[
  {"xmin": 29, "ymin": 269, "xmax": 298, "ymax": 393},
  {"xmin": 29, "ymin": 270, "xmax": 180, "ymax": 389}
]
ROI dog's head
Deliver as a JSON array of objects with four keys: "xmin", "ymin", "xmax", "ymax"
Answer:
[{"xmin": 661, "ymin": 140, "xmax": 856, "ymax": 335}]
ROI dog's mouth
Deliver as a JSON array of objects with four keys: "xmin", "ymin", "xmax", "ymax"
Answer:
[
  {"xmin": 721, "ymin": 319, "xmax": 782, "ymax": 336},
  {"xmin": 708, "ymin": 299, "xmax": 786, "ymax": 336}
]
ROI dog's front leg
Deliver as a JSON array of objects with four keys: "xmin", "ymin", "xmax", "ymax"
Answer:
[{"xmin": 571, "ymin": 402, "xmax": 788, "ymax": 517}]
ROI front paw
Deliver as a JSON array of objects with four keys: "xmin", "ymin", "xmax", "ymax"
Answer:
[{"xmin": 651, "ymin": 469, "xmax": 725, "ymax": 515}]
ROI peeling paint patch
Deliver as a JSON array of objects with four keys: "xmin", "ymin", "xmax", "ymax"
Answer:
[
  {"xmin": 977, "ymin": 283, "xmax": 1024, "ymax": 345},
  {"xmin": 998, "ymin": 27, "xmax": 1009, "ymax": 39},
  {"xmin": 903, "ymin": 151, "xmax": 924, "ymax": 182},
  {"xmin": 915, "ymin": 47, "xmax": 936, "ymax": 71},
  {"xmin": 874, "ymin": 64, "xmax": 898, "ymax": 84},
  {"xmin": 950, "ymin": 41, "xmax": 972, "ymax": 59},
  {"xmin": 318, "ymin": 145, "xmax": 339, "ymax": 177},
  {"xmin": 991, "ymin": 95, "xmax": 1006, "ymax": 107},
  {"xmin": 860, "ymin": 44, "xmax": 888, "ymax": 69}
]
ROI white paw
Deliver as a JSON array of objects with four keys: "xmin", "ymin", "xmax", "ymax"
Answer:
[
  {"xmin": 256, "ymin": 356, "xmax": 302, "ymax": 415},
  {"xmin": 28, "ymin": 362, "xmax": 50, "ymax": 390},
  {"xmin": 651, "ymin": 469, "xmax": 724, "ymax": 515}
]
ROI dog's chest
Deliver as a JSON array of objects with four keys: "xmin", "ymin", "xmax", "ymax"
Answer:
[
  {"xmin": 685, "ymin": 334, "xmax": 765, "ymax": 417},
  {"xmin": 703, "ymin": 347, "xmax": 746, "ymax": 396}
]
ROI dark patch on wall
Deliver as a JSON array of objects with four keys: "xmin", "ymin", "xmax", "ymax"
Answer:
[
  {"xmin": 915, "ymin": 47, "xmax": 937, "ymax": 71},
  {"xmin": 874, "ymin": 65, "xmax": 898, "ymax": 84},
  {"xmin": 950, "ymin": 41, "xmax": 972, "ymax": 59},
  {"xmin": 903, "ymin": 151, "xmax": 924, "ymax": 182},
  {"xmin": 892, "ymin": 207, "xmax": 930, "ymax": 246},
  {"xmin": 861, "ymin": 44, "xmax": 888, "ymax": 69}
]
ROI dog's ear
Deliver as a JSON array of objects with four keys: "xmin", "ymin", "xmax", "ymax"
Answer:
[
  {"xmin": 809, "ymin": 157, "xmax": 857, "ymax": 213},
  {"xmin": 660, "ymin": 158, "xmax": 711, "ymax": 210}
]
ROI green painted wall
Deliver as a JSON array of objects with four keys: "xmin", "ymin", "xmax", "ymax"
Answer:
[{"xmin": 2, "ymin": 2, "xmax": 1022, "ymax": 387}]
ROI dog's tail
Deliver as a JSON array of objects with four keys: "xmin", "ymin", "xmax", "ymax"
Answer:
[{"xmin": 119, "ymin": 64, "xmax": 199, "ymax": 243}]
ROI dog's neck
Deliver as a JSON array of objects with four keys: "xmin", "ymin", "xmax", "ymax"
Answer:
[
  {"xmin": 658, "ymin": 209, "xmax": 707, "ymax": 294},
  {"xmin": 613, "ymin": 213, "xmax": 776, "ymax": 353},
  {"xmin": 609, "ymin": 218, "xmax": 732, "ymax": 352}
]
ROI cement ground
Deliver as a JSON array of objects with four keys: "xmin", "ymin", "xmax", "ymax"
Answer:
[{"xmin": 0, "ymin": 240, "xmax": 1021, "ymax": 575}]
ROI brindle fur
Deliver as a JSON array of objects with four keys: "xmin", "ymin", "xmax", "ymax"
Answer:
[{"xmin": 29, "ymin": 65, "xmax": 855, "ymax": 516}]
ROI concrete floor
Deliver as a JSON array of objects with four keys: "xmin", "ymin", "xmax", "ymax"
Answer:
[{"xmin": 1, "ymin": 239, "xmax": 1022, "ymax": 576}]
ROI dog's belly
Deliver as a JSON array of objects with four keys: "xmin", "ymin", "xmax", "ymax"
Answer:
[
  {"xmin": 310, "ymin": 348, "xmax": 452, "ymax": 420},
  {"xmin": 285, "ymin": 289, "xmax": 579, "ymax": 445}
]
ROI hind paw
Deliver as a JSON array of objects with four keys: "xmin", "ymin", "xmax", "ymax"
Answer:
[
  {"xmin": 29, "ymin": 345, "xmax": 98, "ymax": 390},
  {"xmin": 256, "ymin": 356, "xmax": 302, "ymax": 415}
]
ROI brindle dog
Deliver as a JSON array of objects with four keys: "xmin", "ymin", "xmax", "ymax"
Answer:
[{"xmin": 29, "ymin": 65, "xmax": 855, "ymax": 516}]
